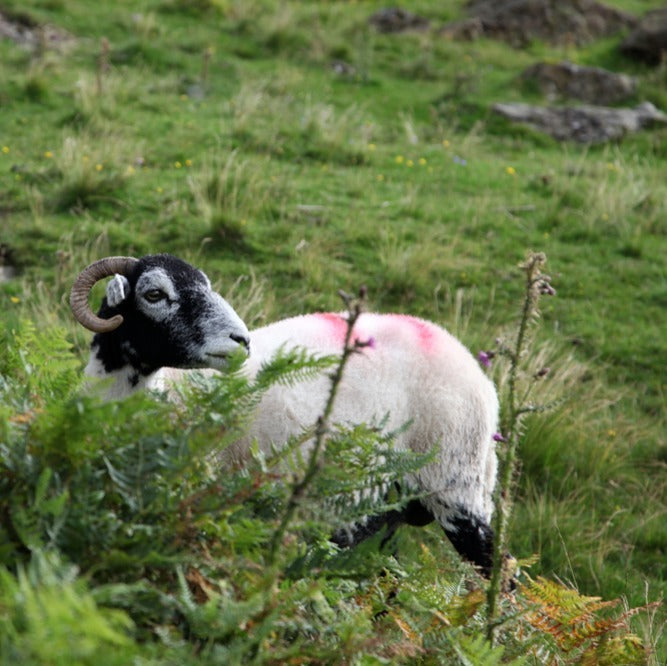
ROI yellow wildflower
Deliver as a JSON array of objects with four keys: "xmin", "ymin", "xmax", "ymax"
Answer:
[
  {"xmin": 2, "ymin": 146, "xmax": 9, "ymax": 154},
  {"xmin": 442, "ymin": 140, "xmax": 450, "ymax": 148},
  {"xmin": 506, "ymin": 166, "xmax": 516, "ymax": 176},
  {"xmin": 395, "ymin": 155, "xmax": 404, "ymax": 164},
  {"xmin": 10, "ymin": 296, "xmax": 20, "ymax": 304},
  {"xmin": 185, "ymin": 159, "xmax": 192, "ymax": 167},
  {"xmin": 406, "ymin": 159, "xmax": 414, "ymax": 167},
  {"xmin": 44, "ymin": 151, "xmax": 54, "ymax": 159},
  {"xmin": 174, "ymin": 161, "xmax": 182, "ymax": 168},
  {"xmin": 95, "ymin": 163, "xmax": 103, "ymax": 172},
  {"xmin": 418, "ymin": 157, "xmax": 427, "ymax": 166}
]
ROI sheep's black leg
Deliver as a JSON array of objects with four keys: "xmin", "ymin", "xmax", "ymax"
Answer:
[
  {"xmin": 442, "ymin": 509, "xmax": 494, "ymax": 577},
  {"xmin": 445, "ymin": 515, "xmax": 519, "ymax": 589},
  {"xmin": 402, "ymin": 498, "xmax": 435, "ymax": 527},
  {"xmin": 331, "ymin": 498, "xmax": 507, "ymax": 584},
  {"xmin": 331, "ymin": 509, "xmax": 402, "ymax": 548},
  {"xmin": 330, "ymin": 513, "xmax": 385, "ymax": 548},
  {"xmin": 331, "ymin": 498, "xmax": 435, "ymax": 549}
]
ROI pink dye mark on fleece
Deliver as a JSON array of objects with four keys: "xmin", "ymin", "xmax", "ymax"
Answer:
[
  {"xmin": 392, "ymin": 314, "xmax": 439, "ymax": 353},
  {"xmin": 314, "ymin": 312, "xmax": 375, "ymax": 350},
  {"xmin": 314, "ymin": 313, "xmax": 440, "ymax": 352},
  {"xmin": 314, "ymin": 312, "xmax": 348, "ymax": 344}
]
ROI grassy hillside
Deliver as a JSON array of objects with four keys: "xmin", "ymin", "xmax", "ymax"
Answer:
[{"xmin": 1, "ymin": 0, "xmax": 665, "ymax": 662}]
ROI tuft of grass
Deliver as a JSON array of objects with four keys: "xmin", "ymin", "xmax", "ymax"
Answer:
[
  {"xmin": 374, "ymin": 227, "xmax": 472, "ymax": 306},
  {"xmin": 186, "ymin": 150, "xmax": 288, "ymax": 250}
]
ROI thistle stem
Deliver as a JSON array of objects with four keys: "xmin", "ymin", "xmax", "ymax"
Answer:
[
  {"xmin": 267, "ymin": 295, "xmax": 364, "ymax": 564},
  {"xmin": 486, "ymin": 253, "xmax": 547, "ymax": 643}
]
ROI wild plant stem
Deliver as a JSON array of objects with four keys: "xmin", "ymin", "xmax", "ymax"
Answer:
[
  {"xmin": 486, "ymin": 253, "xmax": 545, "ymax": 643},
  {"xmin": 267, "ymin": 296, "xmax": 363, "ymax": 565}
]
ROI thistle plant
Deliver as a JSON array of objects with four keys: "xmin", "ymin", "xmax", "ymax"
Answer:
[
  {"xmin": 485, "ymin": 252, "xmax": 557, "ymax": 642},
  {"xmin": 96, "ymin": 37, "xmax": 109, "ymax": 97},
  {"xmin": 267, "ymin": 286, "xmax": 371, "ymax": 563}
]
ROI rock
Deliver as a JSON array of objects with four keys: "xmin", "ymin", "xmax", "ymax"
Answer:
[
  {"xmin": 443, "ymin": 0, "xmax": 637, "ymax": 47},
  {"xmin": 620, "ymin": 8, "xmax": 667, "ymax": 65},
  {"xmin": 0, "ymin": 9, "xmax": 73, "ymax": 51},
  {"xmin": 492, "ymin": 101, "xmax": 667, "ymax": 143},
  {"xmin": 522, "ymin": 61, "xmax": 636, "ymax": 104},
  {"xmin": 368, "ymin": 8, "xmax": 430, "ymax": 34}
]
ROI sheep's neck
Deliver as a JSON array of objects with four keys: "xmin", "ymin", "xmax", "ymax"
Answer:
[{"xmin": 84, "ymin": 352, "xmax": 155, "ymax": 399}]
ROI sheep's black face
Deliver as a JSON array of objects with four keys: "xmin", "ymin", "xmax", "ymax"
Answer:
[{"xmin": 92, "ymin": 254, "xmax": 249, "ymax": 376}]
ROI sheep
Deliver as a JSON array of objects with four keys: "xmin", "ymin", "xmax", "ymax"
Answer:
[{"xmin": 71, "ymin": 253, "xmax": 500, "ymax": 576}]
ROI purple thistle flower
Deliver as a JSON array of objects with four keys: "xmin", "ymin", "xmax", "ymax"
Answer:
[
  {"xmin": 493, "ymin": 432, "xmax": 506, "ymax": 443},
  {"xmin": 355, "ymin": 336, "xmax": 376, "ymax": 349},
  {"xmin": 478, "ymin": 350, "xmax": 492, "ymax": 368},
  {"xmin": 538, "ymin": 279, "xmax": 556, "ymax": 296}
]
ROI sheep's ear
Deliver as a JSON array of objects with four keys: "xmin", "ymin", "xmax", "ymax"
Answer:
[{"xmin": 106, "ymin": 274, "xmax": 131, "ymax": 307}]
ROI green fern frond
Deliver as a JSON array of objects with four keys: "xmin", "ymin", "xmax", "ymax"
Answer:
[
  {"xmin": 4, "ymin": 320, "xmax": 80, "ymax": 405},
  {"xmin": 451, "ymin": 632, "xmax": 524, "ymax": 666},
  {"xmin": 0, "ymin": 551, "xmax": 135, "ymax": 663},
  {"xmin": 253, "ymin": 346, "xmax": 338, "ymax": 390}
]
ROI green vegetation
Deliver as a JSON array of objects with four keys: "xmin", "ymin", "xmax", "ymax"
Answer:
[{"xmin": 1, "ymin": 0, "xmax": 665, "ymax": 662}]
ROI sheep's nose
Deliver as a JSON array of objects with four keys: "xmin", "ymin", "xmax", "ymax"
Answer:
[{"xmin": 230, "ymin": 332, "xmax": 250, "ymax": 353}]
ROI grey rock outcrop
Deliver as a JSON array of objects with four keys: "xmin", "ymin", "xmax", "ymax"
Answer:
[
  {"xmin": 0, "ymin": 10, "xmax": 73, "ymax": 51},
  {"xmin": 492, "ymin": 101, "xmax": 667, "ymax": 143},
  {"xmin": 620, "ymin": 8, "xmax": 667, "ymax": 65},
  {"xmin": 442, "ymin": 0, "xmax": 636, "ymax": 46},
  {"xmin": 522, "ymin": 61, "xmax": 636, "ymax": 104}
]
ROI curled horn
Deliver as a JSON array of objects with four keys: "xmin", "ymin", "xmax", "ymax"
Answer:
[{"xmin": 70, "ymin": 256, "xmax": 139, "ymax": 333}]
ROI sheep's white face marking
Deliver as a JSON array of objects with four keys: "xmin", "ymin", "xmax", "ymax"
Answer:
[
  {"xmin": 133, "ymin": 266, "xmax": 250, "ymax": 366},
  {"xmin": 134, "ymin": 268, "xmax": 181, "ymax": 322},
  {"xmin": 195, "ymin": 286, "xmax": 250, "ymax": 367}
]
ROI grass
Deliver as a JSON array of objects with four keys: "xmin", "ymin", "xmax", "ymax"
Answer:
[{"xmin": 1, "ymin": 0, "xmax": 665, "ymax": 661}]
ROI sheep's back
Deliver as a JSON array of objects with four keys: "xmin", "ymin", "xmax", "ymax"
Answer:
[{"xmin": 244, "ymin": 313, "xmax": 498, "ymax": 460}]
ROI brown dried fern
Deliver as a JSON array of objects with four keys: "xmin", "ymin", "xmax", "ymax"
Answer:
[{"xmin": 517, "ymin": 576, "xmax": 655, "ymax": 664}]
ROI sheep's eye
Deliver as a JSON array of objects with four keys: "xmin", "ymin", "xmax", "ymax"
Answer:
[{"xmin": 143, "ymin": 289, "xmax": 167, "ymax": 303}]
